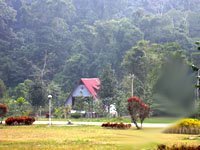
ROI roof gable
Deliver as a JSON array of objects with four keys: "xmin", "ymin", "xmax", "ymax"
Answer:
[{"xmin": 80, "ymin": 78, "xmax": 100, "ymax": 99}]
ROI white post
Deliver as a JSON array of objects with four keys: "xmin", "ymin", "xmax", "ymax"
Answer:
[
  {"xmin": 48, "ymin": 95, "xmax": 52, "ymax": 126},
  {"xmin": 39, "ymin": 106, "xmax": 42, "ymax": 117},
  {"xmin": 130, "ymin": 74, "xmax": 135, "ymax": 97}
]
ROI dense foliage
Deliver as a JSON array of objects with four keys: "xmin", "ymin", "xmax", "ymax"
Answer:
[{"xmin": 0, "ymin": 0, "xmax": 199, "ymax": 117}]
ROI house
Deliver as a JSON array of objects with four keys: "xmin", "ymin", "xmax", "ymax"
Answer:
[{"xmin": 65, "ymin": 78, "xmax": 100, "ymax": 107}]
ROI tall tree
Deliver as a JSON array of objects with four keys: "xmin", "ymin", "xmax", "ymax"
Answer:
[
  {"xmin": 99, "ymin": 64, "xmax": 117, "ymax": 113},
  {"xmin": 28, "ymin": 81, "xmax": 47, "ymax": 111}
]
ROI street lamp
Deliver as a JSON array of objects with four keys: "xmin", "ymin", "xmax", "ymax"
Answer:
[
  {"xmin": 48, "ymin": 95, "xmax": 52, "ymax": 126},
  {"xmin": 39, "ymin": 106, "xmax": 42, "ymax": 117}
]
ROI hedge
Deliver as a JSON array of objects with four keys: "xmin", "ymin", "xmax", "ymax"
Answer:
[
  {"xmin": 5, "ymin": 116, "xmax": 35, "ymax": 125},
  {"xmin": 164, "ymin": 118, "xmax": 200, "ymax": 134},
  {"xmin": 101, "ymin": 122, "xmax": 131, "ymax": 129}
]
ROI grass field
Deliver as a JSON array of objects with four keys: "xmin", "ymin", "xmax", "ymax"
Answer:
[{"xmin": 0, "ymin": 125, "xmax": 199, "ymax": 150}]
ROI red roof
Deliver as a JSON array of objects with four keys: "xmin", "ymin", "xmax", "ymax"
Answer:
[{"xmin": 80, "ymin": 78, "xmax": 100, "ymax": 99}]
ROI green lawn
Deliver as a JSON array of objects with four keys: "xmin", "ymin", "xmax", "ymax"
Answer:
[
  {"xmin": 37, "ymin": 116, "xmax": 179, "ymax": 124},
  {"xmin": 0, "ymin": 125, "xmax": 199, "ymax": 150}
]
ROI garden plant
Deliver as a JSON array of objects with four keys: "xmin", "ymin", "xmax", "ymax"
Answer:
[
  {"xmin": 157, "ymin": 143, "xmax": 200, "ymax": 150},
  {"xmin": 101, "ymin": 122, "xmax": 131, "ymax": 129},
  {"xmin": 164, "ymin": 118, "xmax": 200, "ymax": 134},
  {"xmin": 127, "ymin": 96, "xmax": 150, "ymax": 129},
  {"xmin": 5, "ymin": 116, "xmax": 35, "ymax": 125},
  {"xmin": 0, "ymin": 103, "xmax": 8, "ymax": 124}
]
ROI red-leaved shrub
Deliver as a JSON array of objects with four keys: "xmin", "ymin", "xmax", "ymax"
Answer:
[
  {"xmin": 0, "ymin": 103, "xmax": 8, "ymax": 117},
  {"xmin": 127, "ymin": 96, "xmax": 150, "ymax": 129},
  {"xmin": 101, "ymin": 122, "xmax": 131, "ymax": 129},
  {"xmin": 46, "ymin": 113, "xmax": 49, "ymax": 118},
  {"xmin": 157, "ymin": 144, "xmax": 200, "ymax": 150},
  {"xmin": 5, "ymin": 116, "xmax": 35, "ymax": 125},
  {"xmin": 0, "ymin": 103, "xmax": 8, "ymax": 124}
]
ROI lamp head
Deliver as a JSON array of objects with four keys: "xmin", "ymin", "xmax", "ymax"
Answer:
[
  {"xmin": 48, "ymin": 95, "xmax": 52, "ymax": 99},
  {"xmin": 191, "ymin": 64, "xmax": 199, "ymax": 72}
]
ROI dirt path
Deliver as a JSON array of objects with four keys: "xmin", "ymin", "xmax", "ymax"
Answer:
[{"xmin": 33, "ymin": 121, "xmax": 172, "ymax": 128}]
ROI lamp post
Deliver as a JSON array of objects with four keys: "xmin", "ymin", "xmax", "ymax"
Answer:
[
  {"xmin": 39, "ymin": 106, "xmax": 42, "ymax": 118},
  {"xmin": 48, "ymin": 95, "xmax": 52, "ymax": 126},
  {"xmin": 129, "ymin": 74, "xmax": 135, "ymax": 97}
]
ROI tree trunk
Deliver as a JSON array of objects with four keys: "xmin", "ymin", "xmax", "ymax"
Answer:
[
  {"xmin": 140, "ymin": 119, "xmax": 144, "ymax": 129},
  {"xmin": 132, "ymin": 119, "xmax": 141, "ymax": 129},
  {"xmin": 0, "ymin": 117, "xmax": 3, "ymax": 124}
]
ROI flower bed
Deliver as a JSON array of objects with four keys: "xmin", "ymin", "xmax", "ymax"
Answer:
[
  {"xmin": 164, "ymin": 118, "xmax": 200, "ymax": 134},
  {"xmin": 5, "ymin": 116, "xmax": 35, "ymax": 125},
  {"xmin": 101, "ymin": 122, "xmax": 131, "ymax": 129},
  {"xmin": 157, "ymin": 144, "xmax": 200, "ymax": 150}
]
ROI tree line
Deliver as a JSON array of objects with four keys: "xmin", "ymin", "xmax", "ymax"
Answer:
[{"xmin": 0, "ymin": 0, "xmax": 199, "ymax": 117}]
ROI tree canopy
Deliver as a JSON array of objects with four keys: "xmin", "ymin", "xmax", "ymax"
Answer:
[{"xmin": 0, "ymin": 0, "xmax": 199, "ymax": 116}]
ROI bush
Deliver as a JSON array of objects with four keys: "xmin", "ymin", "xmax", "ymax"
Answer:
[
  {"xmin": 45, "ymin": 113, "xmax": 49, "ymax": 118},
  {"xmin": 157, "ymin": 144, "xmax": 200, "ymax": 150},
  {"xmin": 189, "ymin": 112, "xmax": 200, "ymax": 119},
  {"xmin": 5, "ymin": 116, "xmax": 35, "ymax": 125},
  {"xmin": 164, "ymin": 118, "xmax": 200, "ymax": 134},
  {"xmin": 0, "ymin": 103, "xmax": 8, "ymax": 117},
  {"xmin": 127, "ymin": 96, "xmax": 150, "ymax": 129},
  {"xmin": 101, "ymin": 122, "xmax": 131, "ymax": 129},
  {"xmin": 0, "ymin": 103, "xmax": 8, "ymax": 124},
  {"xmin": 71, "ymin": 113, "xmax": 81, "ymax": 119}
]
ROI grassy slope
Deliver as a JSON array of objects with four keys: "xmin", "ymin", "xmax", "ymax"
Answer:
[{"xmin": 0, "ymin": 125, "xmax": 199, "ymax": 150}]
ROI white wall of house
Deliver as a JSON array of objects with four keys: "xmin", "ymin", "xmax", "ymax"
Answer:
[
  {"xmin": 66, "ymin": 84, "xmax": 92, "ymax": 106},
  {"xmin": 72, "ymin": 84, "xmax": 91, "ymax": 97}
]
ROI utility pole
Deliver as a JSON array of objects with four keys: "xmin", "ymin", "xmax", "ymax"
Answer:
[{"xmin": 130, "ymin": 74, "xmax": 135, "ymax": 97}]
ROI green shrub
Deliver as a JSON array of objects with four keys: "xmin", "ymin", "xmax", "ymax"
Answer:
[{"xmin": 71, "ymin": 113, "xmax": 81, "ymax": 119}]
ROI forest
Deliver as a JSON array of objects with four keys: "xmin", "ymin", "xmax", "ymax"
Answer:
[{"xmin": 0, "ymin": 0, "xmax": 200, "ymax": 117}]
